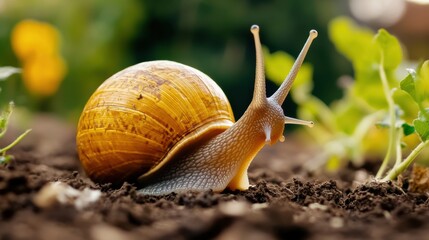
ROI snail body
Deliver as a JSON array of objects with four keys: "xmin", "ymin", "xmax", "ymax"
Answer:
[{"xmin": 76, "ymin": 26, "xmax": 317, "ymax": 195}]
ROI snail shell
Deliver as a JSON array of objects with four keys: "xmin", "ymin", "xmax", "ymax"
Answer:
[{"xmin": 76, "ymin": 60, "xmax": 234, "ymax": 185}]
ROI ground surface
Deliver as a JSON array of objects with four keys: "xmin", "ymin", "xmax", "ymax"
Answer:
[{"xmin": 1, "ymin": 114, "xmax": 429, "ymax": 240}]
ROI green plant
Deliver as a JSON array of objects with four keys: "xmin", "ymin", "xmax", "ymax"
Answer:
[
  {"xmin": 381, "ymin": 62, "xmax": 429, "ymax": 180},
  {"xmin": 0, "ymin": 67, "xmax": 31, "ymax": 164},
  {"xmin": 264, "ymin": 17, "xmax": 429, "ymax": 180}
]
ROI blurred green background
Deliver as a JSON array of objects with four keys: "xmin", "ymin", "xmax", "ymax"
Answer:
[{"xmin": 0, "ymin": 0, "xmax": 428, "ymax": 123}]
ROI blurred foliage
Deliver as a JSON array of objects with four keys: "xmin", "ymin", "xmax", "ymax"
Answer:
[
  {"xmin": 0, "ymin": 0, "xmax": 347, "ymax": 122},
  {"xmin": 0, "ymin": 0, "xmax": 145, "ymax": 118},
  {"xmin": 265, "ymin": 16, "xmax": 429, "ymax": 178}
]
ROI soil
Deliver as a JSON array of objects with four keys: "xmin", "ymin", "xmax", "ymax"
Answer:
[{"xmin": 2, "ymin": 114, "xmax": 429, "ymax": 240}]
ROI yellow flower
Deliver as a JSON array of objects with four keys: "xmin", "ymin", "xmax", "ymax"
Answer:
[
  {"xmin": 11, "ymin": 19, "xmax": 60, "ymax": 61},
  {"xmin": 11, "ymin": 19, "xmax": 67, "ymax": 97},
  {"xmin": 22, "ymin": 54, "xmax": 67, "ymax": 97}
]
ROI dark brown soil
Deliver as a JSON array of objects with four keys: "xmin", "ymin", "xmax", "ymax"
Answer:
[{"xmin": 1, "ymin": 114, "xmax": 429, "ymax": 240}]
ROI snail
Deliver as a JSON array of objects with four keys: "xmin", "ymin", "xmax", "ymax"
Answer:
[{"xmin": 76, "ymin": 25, "xmax": 317, "ymax": 195}]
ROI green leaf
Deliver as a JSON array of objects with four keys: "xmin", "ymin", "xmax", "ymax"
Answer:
[
  {"xmin": 0, "ymin": 67, "xmax": 21, "ymax": 81},
  {"xmin": 264, "ymin": 48, "xmax": 294, "ymax": 85},
  {"xmin": 352, "ymin": 77, "xmax": 387, "ymax": 109},
  {"xmin": 402, "ymin": 123, "xmax": 415, "ymax": 136},
  {"xmin": 396, "ymin": 62, "xmax": 429, "ymax": 114},
  {"xmin": 328, "ymin": 17, "xmax": 376, "ymax": 64},
  {"xmin": 421, "ymin": 60, "xmax": 429, "ymax": 80},
  {"xmin": 329, "ymin": 17, "xmax": 403, "ymax": 110},
  {"xmin": 400, "ymin": 70, "xmax": 419, "ymax": 103},
  {"xmin": 393, "ymin": 87, "xmax": 419, "ymax": 120},
  {"xmin": 334, "ymin": 100, "xmax": 367, "ymax": 134},
  {"xmin": 414, "ymin": 109, "xmax": 429, "ymax": 142},
  {"xmin": 414, "ymin": 120, "xmax": 429, "ymax": 142},
  {"xmin": 0, "ymin": 102, "xmax": 14, "ymax": 137},
  {"xmin": 374, "ymin": 29, "xmax": 403, "ymax": 70},
  {"xmin": 418, "ymin": 61, "xmax": 429, "ymax": 102}
]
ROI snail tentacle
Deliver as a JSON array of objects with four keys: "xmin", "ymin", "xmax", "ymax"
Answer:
[{"xmin": 271, "ymin": 30, "xmax": 318, "ymax": 105}]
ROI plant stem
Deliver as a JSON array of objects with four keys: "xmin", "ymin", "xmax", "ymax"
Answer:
[
  {"xmin": 394, "ymin": 129, "xmax": 403, "ymax": 167},
  {"xmin": 351, "ymin": 111, "xmax": 384, "ymax": 165},
  {"xmin": 0, "ymin": 129, "xmax": 31, "ymax": 154},
  {"xmin": 375, "ymin": 56, "xmax": 397, "ymax": 179},
  {"xmin": 383, "ymin": 140, "xmax": 429, "ymax": 181},
  {"xmin": 353, "ymin": 111, "xmax": 384, "ymax": 141}
]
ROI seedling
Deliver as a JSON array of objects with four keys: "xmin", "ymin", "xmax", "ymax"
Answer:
[
  {"xmin": 380, "ymin": 63, "xmax": 429, "ymax": 180},
  {"xmin": 0, "ymin": 67, "xmax": 31, "ymax": 164},
  {"xmin": 264, "ymin": 17, "xmax": 429, "ymax": 180}
]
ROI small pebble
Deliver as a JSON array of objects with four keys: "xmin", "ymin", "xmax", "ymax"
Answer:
[
  {"xmin": 218, "ymin": 201, "xmax": 249, "ymax": 217},
  {"xmin": 330, "ymin": 217, "xmax": 344, "ymax": 228},
  {"xmin": 33, "ymin": 181, "xmax": 101, "ymax": 210},
  {"xmin": 308, "ymin": 203, "xmax": 328, "ymax": 211},
  {"xmin": 251, "ymin": 202, "xmax": 269, "ymax": 210}
]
